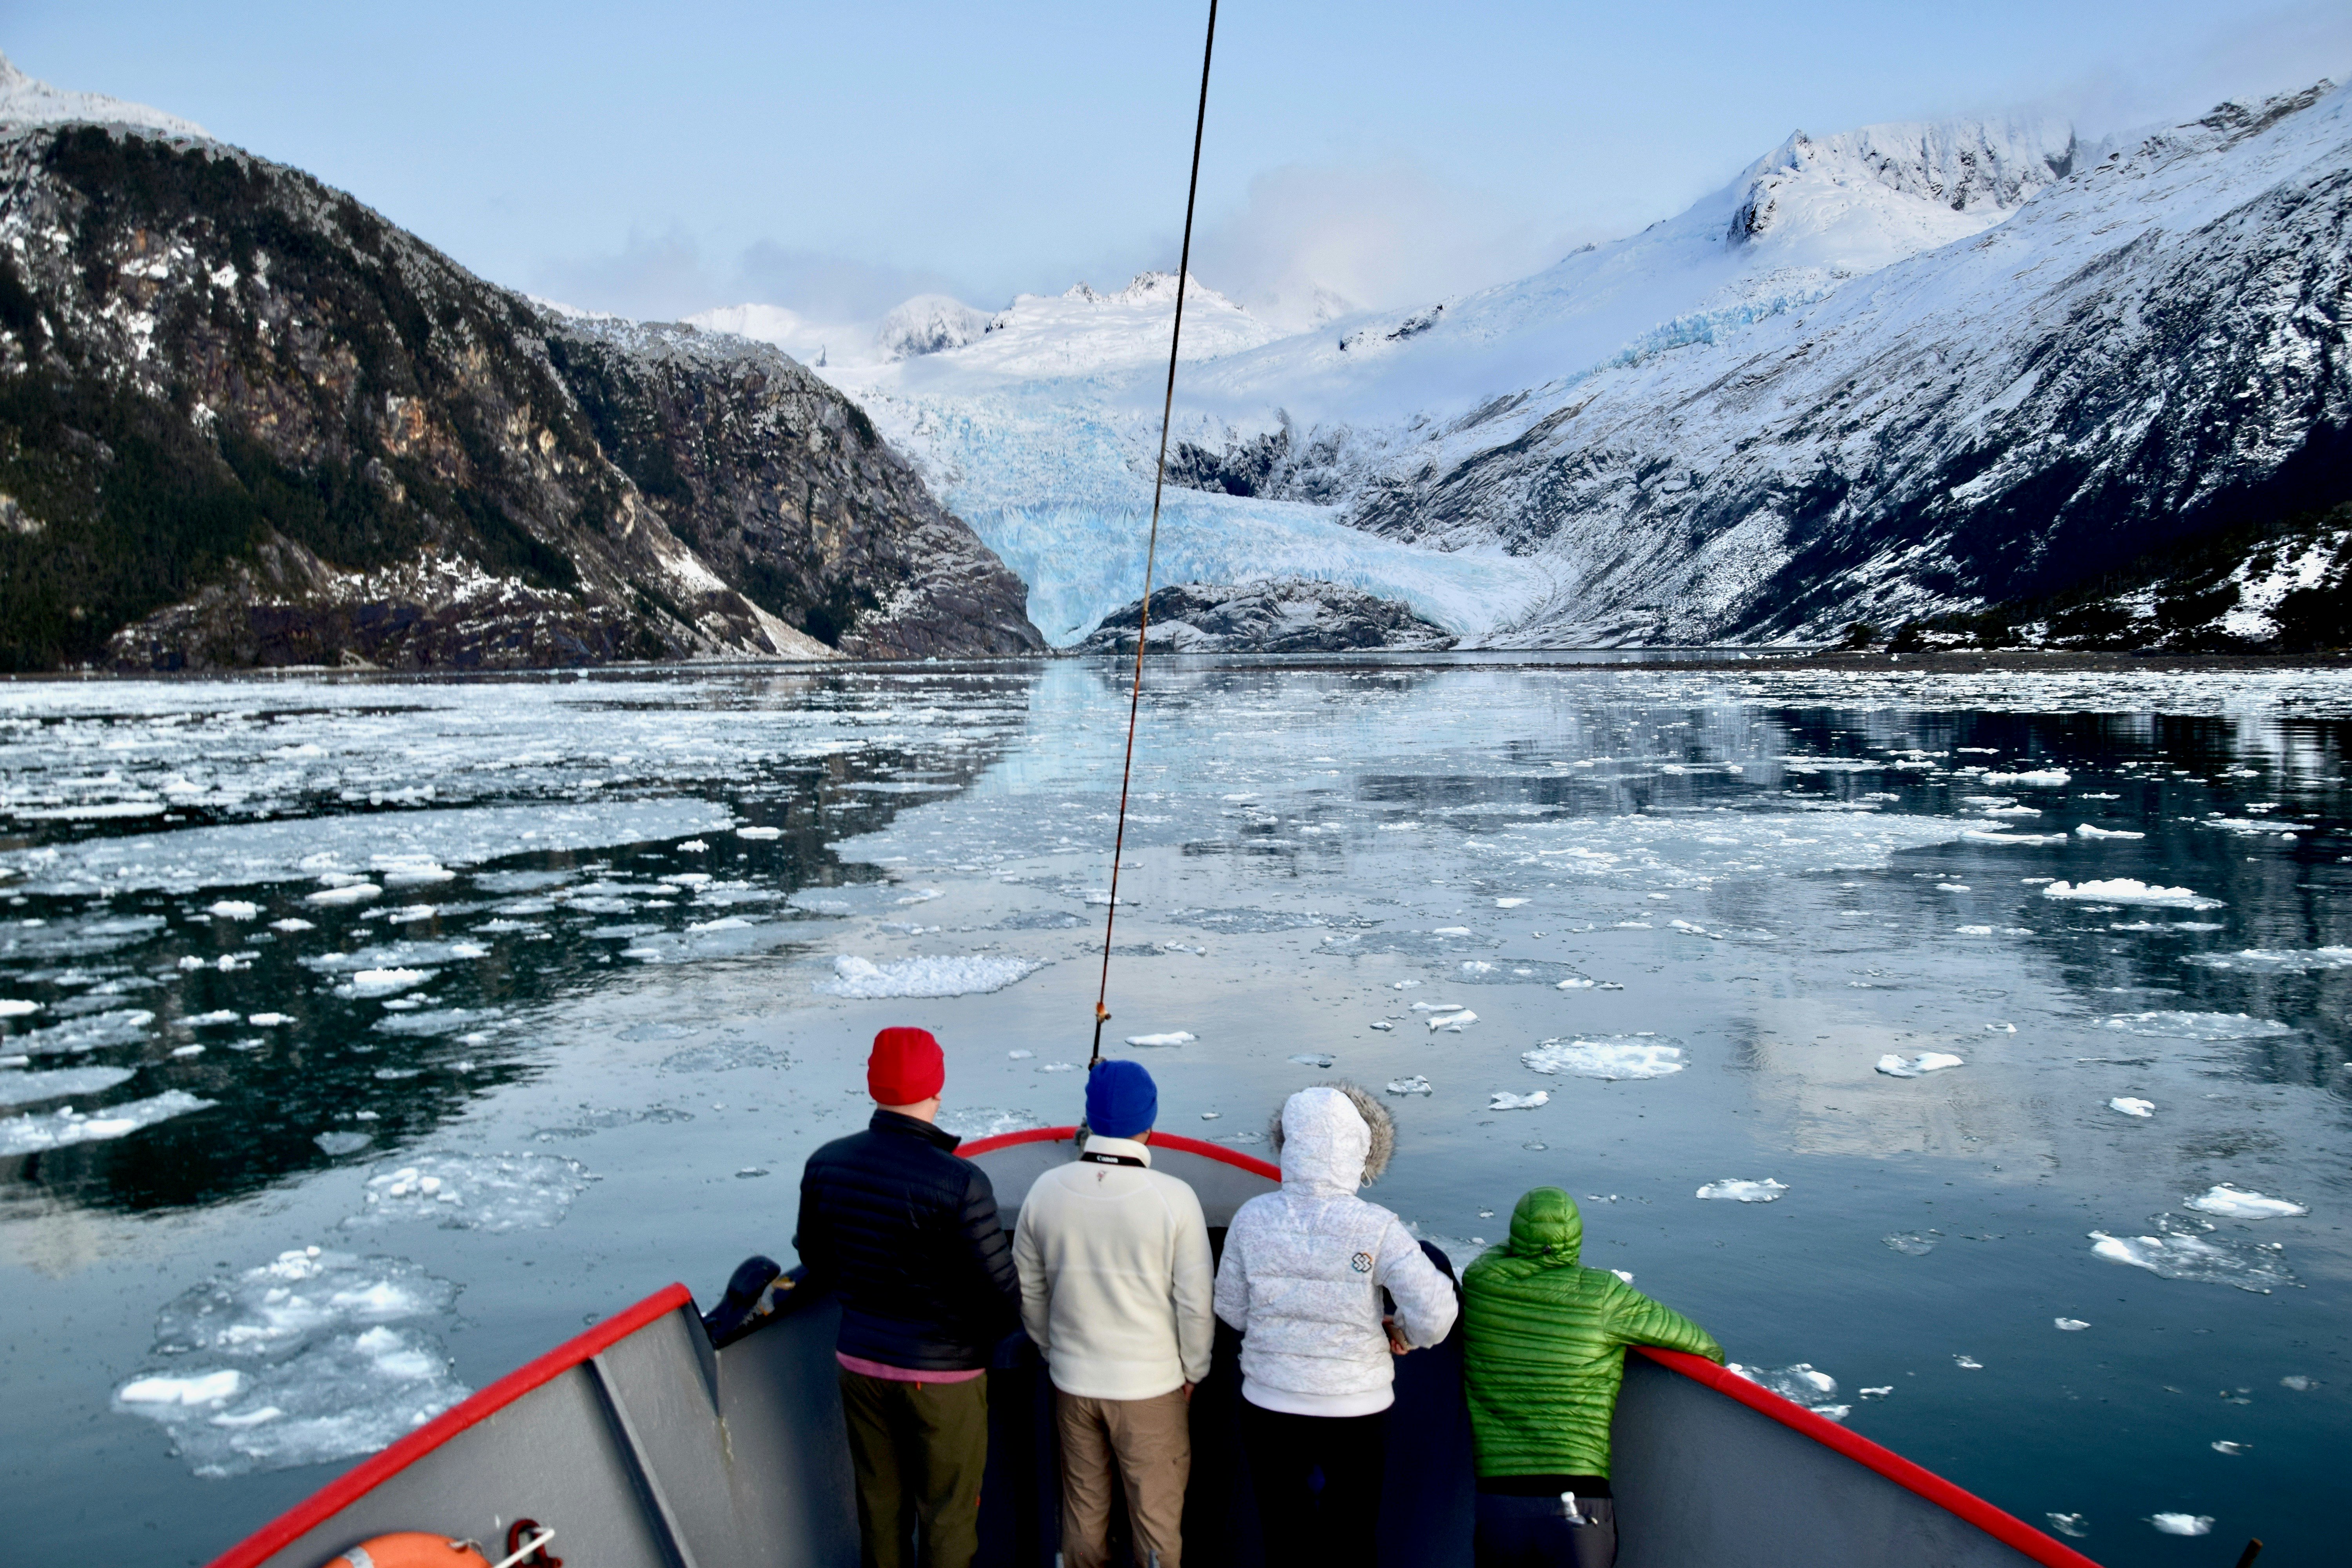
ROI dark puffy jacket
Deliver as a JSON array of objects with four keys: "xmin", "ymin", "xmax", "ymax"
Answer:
[{"xmin": 794, "ymin": 1110, "xmax": 1022, "ymax": 1371}]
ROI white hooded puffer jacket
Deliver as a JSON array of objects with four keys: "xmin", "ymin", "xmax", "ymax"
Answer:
[{"xmin": 1213, "ymin": 1085, "xmax": 1459, "ymax": 1416}]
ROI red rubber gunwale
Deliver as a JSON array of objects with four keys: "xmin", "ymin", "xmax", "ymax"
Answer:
[
  {"xmin": 959, "ymin": 1122, "xmax": 1279, "ymax": 1180},
  {"xmin": 205, "ymin": 1281, "xmax": 695, "ymax": 1568}
]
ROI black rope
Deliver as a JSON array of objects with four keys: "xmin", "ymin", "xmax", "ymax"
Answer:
[{"xmin": 1091, "ymin": 0, "xmax": 1219, "ymax": 1067}]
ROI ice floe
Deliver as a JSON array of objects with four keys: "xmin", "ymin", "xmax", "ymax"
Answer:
[
  {"xmin": 1726, "ymin": 1363, "xmax": 1848, "ymax": 1421},
  {"xmin": 1883, "ymin": 1232, "xmax": 1938, "ymax": 1255},
  {"xmin": 1875, "ymin": 1052, "xmax": 1964, "ymax": 1078},
  {"xmin": 1697, "ymin": 1178, "xmax": 1786, "ymax": 1202},
  {"xmin": 305, "ymin": 883, "xmax": 381, "ymax": 907},
  {"xmin": 2101, "ymin": 1011, "xmax": 2292, "ymax": 1041},
  {"xmin": 2108, "ymin": 1097, "xmax": 2155, "ymax": 1118},
  {"xmin": 1982, "ymin": 769, "xmax": 2070, "ymax": 787},
  {"xmin": 935, "ymin": 1107, "xmax": 1038, "ymax": 1139},
  {"xmin": 1960, "ymin": 829, "xmax": 2067, "ymax": 845},
  {"xmin": 2054, "ymin": 1318, "xmax": 2090, "ymax": 1330},
  {"xmin": 338, "ymin": 968, "xmax": 436, "ymax": 1000},
  {"xmin": 0, "ymin": 1089, "xmax": 214, "ymax": 1154},
  {"xmin": 152, "ymin": 1247, "xmax": 461, "ymax": 1359},
  {"xmin": 2089, "ymin": 1227, "xmax": 2295, "ymax": 1292},
  {"xmin": 1426, "ymin": 1008, "xmax": 1478, "ymax": 1033},
  {"xmin": 2043, "ymin": 879, "xmax": 2221, "ymax": 909},
  {"xmin": 352, "ymin": 1152, "xmax": 595, "ymax": 1232},
  {"xmin": 1125, "ymin": 1031, "xmax": 1196, "ymax": 1047},
  {"xmin": 1522, "ymin": 1036, "xmax": 1685, "ymax": 1080},
  {"xmin": 2073, "ymin": 824, "xmax": 2143, "ymax": 839},
  {"xmin": 816, "ymin": 954, "xmax": 1042, "ymax": 998},
  {"xmin": 2184, "ymin": 946, "xmax": 2352, "ymax": 973},
  {"xmin": 0, "ymin": 999, "xmax": 36, "ymax": 1017},
  {"xmin": 1386, "ymin": 1076, "xmax": 1433, "ymax": 1095},
  {"xmin": 2147, "ymin": 1515, "xmax": 2211, "ymax": 1537},
  {"xmin": 206, "ymin": 900, "xmax": 260, "ymax": 920},
  {"xmin": 0, "ymin": 1064, "xmax": 135, "ymax": 1106},
  {"xmin": 2185, "ymin": 1184, "xmax": 2307, "ymax": 1220},
  {"xmin": 11, "ymin": 1007, "xmax": 156, "ymax": 1056},
  {"xmin": 1488, "ymin": 1090, "xmax": 1549, "ymax": 1110},
  {"xmin": 2045, "ymin": 1514, "xmax": 2089, "ymax": 1539}
]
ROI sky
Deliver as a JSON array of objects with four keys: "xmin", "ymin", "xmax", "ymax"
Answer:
[{"xmin": 10, "ymin": 1, "xmax": 2352, "ymax": 331}]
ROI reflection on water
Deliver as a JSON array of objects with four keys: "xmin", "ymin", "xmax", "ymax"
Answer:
[{"xmin": 2, "ymin": 659, "xmax": 2347, "ymax": 1566}]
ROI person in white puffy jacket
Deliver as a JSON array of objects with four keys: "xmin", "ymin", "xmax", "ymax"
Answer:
[{"xmin": 1213, "ymin": 1083, "xmax": 1459, "ymax": 1563}]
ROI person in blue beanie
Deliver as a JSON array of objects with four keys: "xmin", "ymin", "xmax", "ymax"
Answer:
[{"xmin": 1011, "ymin": 1061, "xmax": 1214, "ymax": 1568}]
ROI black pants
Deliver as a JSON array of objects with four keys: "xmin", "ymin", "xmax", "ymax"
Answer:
[
  {"xmin": 1241, "ymin": 1402, "xmax": 1386, "ymax": 1563},
  {"xmin": 1473, "ymin": 1492, "xmax": 1617, "ymax": 1568}
]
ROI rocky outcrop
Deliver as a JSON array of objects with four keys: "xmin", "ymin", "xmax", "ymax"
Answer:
[
  {"xmin": 0, "ymin": 117, "xmax": 1043, "ymax": 671},
  {"xmin": 1078, "ymin": 579, "xmax": 1457, "ymax": 653}
]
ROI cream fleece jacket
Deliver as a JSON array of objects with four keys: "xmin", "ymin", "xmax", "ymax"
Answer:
[{"xmin": 1011, "ymin": 1136, "xmax": 1216, "ymax": 1400}]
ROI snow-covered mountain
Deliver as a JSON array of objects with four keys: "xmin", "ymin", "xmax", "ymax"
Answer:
[
  {"xmin": 701, "ymin": 90, "xmax": 2346, "ymax": 648},
  {"xmin": 0, "ymin": 51, "xmax": 207, "ymax": 139}
]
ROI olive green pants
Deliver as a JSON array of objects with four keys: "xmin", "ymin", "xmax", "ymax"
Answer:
[{"xmin": 838, "ymin": 1368, "xmax": 990, "ymax": 1568}]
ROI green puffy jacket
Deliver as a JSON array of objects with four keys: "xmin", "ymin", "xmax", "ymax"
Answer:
[{"xmin": 1461, "ymin": 1186, "xmax": 1723, "ymax": 1478}]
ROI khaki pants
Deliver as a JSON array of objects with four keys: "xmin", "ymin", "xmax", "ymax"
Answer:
[
  {"xmin": 838, "ymin": 1369, "xmax": 989, "ymax": 1568},
  {"xmin": 1054, "ymin": 1386, "xmax": 1191, "ymax": 1568}
]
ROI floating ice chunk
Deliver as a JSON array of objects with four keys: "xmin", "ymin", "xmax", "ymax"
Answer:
[
  {"xmin": 1427, "ymin": 1009, "xmax": 1478, "ymax": 1033},
  {"xmin": 0, "ymin": 1065, "xmax": 135, "ymax": 1107},
  {"xmin": 2045, "ymin": 1514, "xmax": 2089, "ymax": 1539},
  {"xmin": 339, "ymin": 968, "xmax": 436, "ymax": 1000},
  {"xmin": 1697, "ymin": 1178, "xmax": 1786, "ymax": 1202},
  {"xmin": 2280, "ymin": 1375, "xmax": 2313, "ymax": 1391},
  {"xmin": 207, "ymin": 900, "xmax": 260, "ymax": 920},
  {"xmin": 937, "ymin": 1107, "xmax": 1038, "ymax": 1139},
  {"xmin": 1386, "ymin": 1076, "xmax": 1432, "ymax": 1096},
  {"xmin": 1883, "ymin": 1232, "xmax": 1938, "ymax": 1255},
  {"xmin": 1036, "ymin": 1062, "xmax": 1077, "ymax": 1073},
  {"xmin": 116, "ymin": 1325, "xmax": 468, "ymax": 1477},
  {"xmin": 1523, "ymin": 1037, "xmax": 1685, "ymax": 1080},
  {"xmin": 305, "ymin": 883, "xmax": 381, "ymax": 907},
  {"xmin": 1860, "ymin": 1386, "xmax": 1892, "ymax": 1399},
  {"xmin": 352, "ymin": 1152, "xmax": 595, "ymax": 1232},
  {"xmin": 2148, "ymin": 1515, "xmax": 2210, "ymax": 1537},
  {"xmin": 1982, "ymin": 769, "xmax": 2069, "ymax": 787},
  {"xmin": 1954, "ymin": 924, "xmax": 1994, "ymax": 935},
  {"xmin": 314, "ymin": 1132, "xmax": 372, "ymax": 1156},
  {"xmin": 816, "ymin": 955, "xmax": 1041, "ymax": 999},
  {"xmin": 1125, "ymin": 1031, "xmax": 1196, "ymax": 1048},
  {"xmin": 1432, "ymin": 926, "xmax": 1471, "ymax": 936},
  {"xmin": 1368, "ymin": 1021, "xmax": 1394, "ymax": 1031},
  {"xmin": 2074, "ymin": 824, "xmax": 2144, "ymax": 839},
  {"xmin": 0, "ymin": 999, "xmax": 37, "ymax": 1017},
  {"xmin": 2185, "ymin": 1185, "xmax": 2307, "ymax": 1220},
  {"xmin": 2211, "ymin": 1441, "xmax": 2247, "ymax": 1455},
  {"xmin": 1008, "ymin": 1049, "xmax": 1034, "ymax": 1060},
  {"xmin": 170, "ymin": 1043, "xmax": 205, "ymax": 1058},
  {"xmin": 2054, "ymin": 1318, "xmax": 2091, "ymax": 1331},
  {"xmin": 1960, "ymin": 829, "xmax": 2068, "ymax": 845},
  {"xmin": 1726, "ymin": 1363, "xmax": 1847, "ymax": 1421},
  {"xmin": 270, "ymin": 917, "xmax": 315, "ymax": 933},
  {"xmin": 2089, "ymin": 1229, "xmax": 2294, "ymax": 1292},
  {"xmin": 2044, "ymin": 879, "xmax": 2220, "ymax": 909},
  {"xmin": 1954, "ymin": 1355, "xmax": 1984, "ymax": 1370},
  {"xmin": 2100, "ymin": 1011, "xmax": 2291, "ymax": 1040},
  {"xmin": 1556, "ymin": 977, "xmax": 1596, "ymax": 989},
  {"xmin": 376, "ymin": 861, "xmax": 456, "ymax": 887},
  {"xmin": 1289, "ymin": 1053, "xmax": 1335, "ymax": 1067},
  {"xmin": 737, "ymin": 826, "xmax": 783, "ymax": 840},
  {"xmin": 1488, "ymin": 1090, "xmax": 1549, "ymax": 1110},
  {"xmin": 1875, "ymin": 1052, "xmax": 1965, "ymax": 1078},
  {"xmin": 1494, "ymin": 898, "xmax": 1529, "ymax": 908},
  {"xmin": 1935, "ymin": 883, "xmax": 1971, "ymax": 892},
  {"xmin": 248, "ymin": 1013, "xmax": 294, "ymax": 1027},
  {"xmin": 153, "ymin": 1248, "xmax": 461, "ymax": 1359},
  {"xmin": 2185, "ymin": 946, "xmax": 2352, "ymax": 973},
  {"xmin": 2108, "ymin": 1098, "xmax": 2155, "ymax": 1118},
  {"xmin": 0, "ymin": 1089, "xmax": 214, "ymax": 1154},
  {"xmin": 118, "ymin": 1370, "xmax": 245, "ymax": 1406},
  {"xmin": 184, "ymin": 1009, "xmax": 242, "ymax": 1027}
]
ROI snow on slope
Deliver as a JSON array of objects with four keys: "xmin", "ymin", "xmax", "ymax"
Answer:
[
  {"xmin": 1330, "ymin": 83, "xmax": 2352, "ymax": 644},
  {"xmin": 0, "ymin": 52, "xmax": 208, "ymax": 138},
  {"xmin": 697, "ymin": 111, "xmax": 2089, "ymax": 644}
]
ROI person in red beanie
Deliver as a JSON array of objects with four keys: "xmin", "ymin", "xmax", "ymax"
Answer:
[{"xmin": 795, "ymin": 1027, "xmax": 1021, "ymax": 1568}]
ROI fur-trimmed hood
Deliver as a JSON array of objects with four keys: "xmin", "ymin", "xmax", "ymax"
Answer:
[{"xmin": 1267, "ymin": 1082, "xmax": 1394, "ymax": 1191}]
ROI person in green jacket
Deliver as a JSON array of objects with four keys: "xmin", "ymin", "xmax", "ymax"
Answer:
[{"xmin": 1461, "ymin": 1186, "xmax": 1724, "ymax": 1568}]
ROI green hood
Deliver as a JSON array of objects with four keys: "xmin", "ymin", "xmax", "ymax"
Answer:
[{"xmin": 1507, "ymin": 1186, "xmax": 1583, "ymax": 1265}]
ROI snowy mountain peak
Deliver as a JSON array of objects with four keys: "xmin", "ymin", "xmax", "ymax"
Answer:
[
  {"xmin": 0, "ymin": 51, "xmax": 209, "ymax": 139},
  {"xmin": 878, "ymin": 294, "xmax": 991, "ymax": 359},
  {"xmin": 1730, "ymin": 115, "xmax": 2075, "ymax": 243}
]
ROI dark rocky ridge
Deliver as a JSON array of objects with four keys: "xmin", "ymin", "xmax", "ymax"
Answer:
[
  {"xmin": 1078, "ymin": 579, "xmax": 1457, "ymax": 653},
  {"xmin": 0, "ymin": 122, "xmax": 1042, "ymax": 671}
]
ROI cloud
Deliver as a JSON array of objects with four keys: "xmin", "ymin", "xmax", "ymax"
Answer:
[
  {"xmin": 527, "ymin": 230, "xmax": 967, "ymax": 326},
  {"xmin": 1187, "ymin": 160, "xmax": 1598, "ymax": 329}
]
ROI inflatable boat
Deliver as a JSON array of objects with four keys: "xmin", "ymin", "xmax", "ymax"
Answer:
[{"xmin": 207, "ymin": 1129, "xmax": 2102, "ymax": 1568}]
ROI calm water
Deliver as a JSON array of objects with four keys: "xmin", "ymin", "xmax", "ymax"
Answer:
[{"xmin": 0, "ymin": 659, "xmax": 2345, "ymax": 1564}]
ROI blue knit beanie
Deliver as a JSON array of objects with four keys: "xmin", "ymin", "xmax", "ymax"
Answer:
[{"xmin": 1085, "ymin": 1059, "xmax": 1158, "ymax": 1139}]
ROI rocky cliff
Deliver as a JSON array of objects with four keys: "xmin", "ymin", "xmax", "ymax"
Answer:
[
  {"xmin": 0, "ymin": 115, "xmax": 1043, "ymax": 671},
  {"xmin": 1078, "ymin": 579, "xmax": 1457, "ymax": 653}
]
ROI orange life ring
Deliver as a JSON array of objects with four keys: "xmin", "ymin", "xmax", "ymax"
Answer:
[{"xmin": 325, "ymin": 1535, "xmax": 492, "ymax": 1568}]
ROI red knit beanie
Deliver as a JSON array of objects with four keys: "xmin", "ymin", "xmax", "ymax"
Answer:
[{"xmin": 868, "ymin": 1027, "xmax": 944, "ymax": 1104}]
